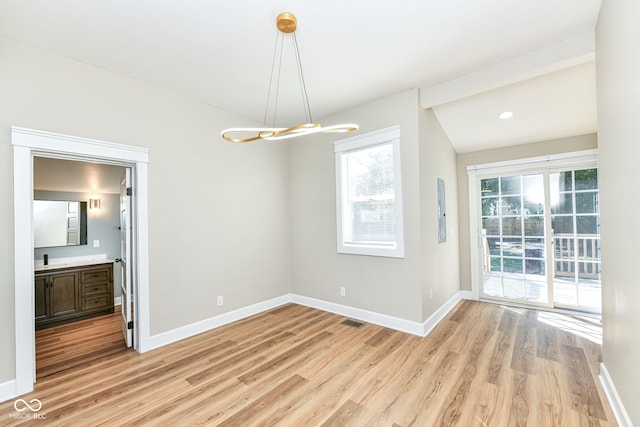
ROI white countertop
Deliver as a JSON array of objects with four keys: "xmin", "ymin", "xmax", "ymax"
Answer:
[{"xmin": 35, "ymin": 254, "xmax": 114, "ymax": 273}]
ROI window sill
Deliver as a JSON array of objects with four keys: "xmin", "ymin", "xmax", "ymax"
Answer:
[{"xmin": 338, "ymin": 243, "xmax": 405, "ymax": 259}]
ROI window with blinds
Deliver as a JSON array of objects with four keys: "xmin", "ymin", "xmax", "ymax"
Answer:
[{"xmin": 334, "ymin": 125, "xmax": 404, "ymax": 258}]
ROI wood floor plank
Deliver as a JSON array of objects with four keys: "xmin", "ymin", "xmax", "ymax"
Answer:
[
  {"xmin": 0, "ymin": 300, "xmax": 617, "ymax": 427},
  {"xmin": 126, "ymin": 317, "xmax": 332, "ymax": 425},
  {"xmin": 537, "ymin": 358, "xmax": 569, "ymax": 426},
  {"xmin": 186, "ymin": 333, "xmax": 292, "ymax": 386},
  {"xmin": 487, "ymin": 329, "xmax": 513, "ymax": 385},
  {"xmin": 536, "ymin": 321, "xmax": 559, "ymax": 362},
  {"xmin": 217, "ymin": 374, "xmax": 309, "ymax": 426},
  {"xmin": 349, "ymin": 334, "xmax": 426, "ymax": 419},
  {"xmin": 281, "ymin": 329, "xmax": 411, "ymax": 426},
  {"xmin": 438, "ymin": 302, "xmax": 500, "ymax": 426},
  {"xmin": 35, "ymin": 311, "xmax": 129, "ymax": 379},
  {"xmin": 248, "ymin": 324, "xmax": 382, "ymax": 426},
  {"xmin": 124, "ymin": 365, "xmax": 253, "ymax": 426},
  {"xmin": 393, "ymin": 349, "xmax": 461, "ymax": 426},
  {"xmin": 508, "ymin": 370, "xmax": 530, "ymax": 426},
  {"xmin": 457, "ymin": 381, "xmax": 502, "ymax": 427},
  {"xmin": 293, "ymin": 321, "xmax": 380, "ymax": 380},
  {"xmin": 237, "ymin": 330, "xmax": 333, "ymax": 385},
  {"xmin": 510, "ymin": 316, "xmax": 537, "ymax": 374},
  {"xmin": 319, "ymin": 399, "xmax": 369, "ymax": 427},
  {"xmin": 560, "ymin": 344, "xmax": 607, "ymax": 421}
]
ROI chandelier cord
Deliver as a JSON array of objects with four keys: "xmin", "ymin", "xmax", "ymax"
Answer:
[
  {"xmin": 264, "ymin": 30, "xmax": 286, "ymax": 128},
  {"xmin": 273, "ymin": 32, "xmax": 285, "ymax": 128},
  {"xmin": 265, "ymin": 30, "xmax": 312, "ymax": 127},
  {"xmin": 293, "ymin": 32, "xmax": 313, "ymax": 124},
  {"xmin": 263, "ymin": 29, "xmax": 280, "ymax": 127}
]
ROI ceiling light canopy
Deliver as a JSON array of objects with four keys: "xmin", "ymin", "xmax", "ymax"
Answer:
[{"xmin": 221, "ymin": 12, "xmax": 358, "ymax": 143}]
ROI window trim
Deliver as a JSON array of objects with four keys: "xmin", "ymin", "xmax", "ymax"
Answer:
[{"xmin": 334, "ymin": 125, "xmax": 405, "ymax": 258}]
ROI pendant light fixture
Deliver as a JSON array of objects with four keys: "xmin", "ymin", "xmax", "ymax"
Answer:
[{"xmin": 221, "ymin": 12, "xmax": 358, "ymax": 143}]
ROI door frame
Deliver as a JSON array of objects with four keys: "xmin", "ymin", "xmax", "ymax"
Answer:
[
  {"xmin": 12, "ymin": 126, "xmax": 150, "ymax": 396},
  {"xmin": 119, "ymin": 169, "xmax": 134, "ymax": 348},
  {"xmin": 467, "ymin": 149, "xmax": 598, "ymax": 307}
]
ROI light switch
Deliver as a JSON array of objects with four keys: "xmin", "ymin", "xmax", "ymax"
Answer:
[{"xmin": 93, "ymin": 240, "xmax": 100, "ymax": 248}]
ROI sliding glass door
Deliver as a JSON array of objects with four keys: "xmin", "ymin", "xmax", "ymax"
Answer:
[
  {"xmin": 480, "ymin": 173, "xmax": 549, "ymax": 305},
  {"xmin": 476, "ymin": 163, "xmax": 601, "ymax": 313},
  {"xmin": 550, "ymin": 168, "xmax": 601, "ymax": 312}
]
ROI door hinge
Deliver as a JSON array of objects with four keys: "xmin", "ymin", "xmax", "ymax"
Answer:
[
  {"xmin": 127, "ymin": 320, "xmax": 134, "ymax": 330},
  {"xmin": 126, "ymin": 187, "xmax": 133, "ymax": 196}
]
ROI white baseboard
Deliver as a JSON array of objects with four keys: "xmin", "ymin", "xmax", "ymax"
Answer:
[
  {"xmin": 461, "ymin": 290, "xmax": 476, "ymax": 300},
  {"xmin": 421, "ymin": 292, "xmax": 462, "ymax": 336},
  {"xmin": 144, "ymin": 291, "xmax": 463, "ymax": 354},
  {"xmin": 291, "ymin": 294, "xmax": 425, "ymax": 335},
  {"xmin": 599, "ymin": 363, "xmax": 634, "ymax": 427},
  {"xmin": 147, "ymin": 291, "xmax": 463, "ymax": 353},
  {"xmin": 144, "ymin": 295, "xmax": 290, "ymax": 352},
  {"xmin": 291, "ymin": 292, "xmax": 462, "ymax": 337},
  {"xmin": 114, "ymin": 296, "xmax": 122, "ymax": 307},
  {"xmin": 0, "ymin": 379, "xmax": 17, "ymax": 404}
]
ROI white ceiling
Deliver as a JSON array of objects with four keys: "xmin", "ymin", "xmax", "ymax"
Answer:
[
  {"xmin": 0, "ymin": 1, "xmax": 602, "ymax": 152},
  {"xmin": 34, "ymin": 157, "xmax": 125, "ymax": 194},
  {"xmin": 433, "ymin": 61, "xmax": 597, "ymax": 153}
]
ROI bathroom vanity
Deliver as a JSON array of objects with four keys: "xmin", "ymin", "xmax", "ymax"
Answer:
[{"xmin": 35, "ymin": 260, "xmax": 114, "ymax": 329}]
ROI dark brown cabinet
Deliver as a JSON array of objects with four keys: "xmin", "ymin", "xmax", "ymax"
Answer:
[
  {"xmin": 34, "ymin": 276, "xmax": 48, "ymax": 322},
  {"xmin": 35, "ymin": 263, "xmax": 114, "ymax": 329}
]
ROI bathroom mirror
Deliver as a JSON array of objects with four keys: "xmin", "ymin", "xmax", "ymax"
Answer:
[{"xmin": 33, "ymin": 200, "xmax": 88, "ymax": 248}]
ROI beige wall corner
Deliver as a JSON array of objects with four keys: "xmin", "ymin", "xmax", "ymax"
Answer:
[
  {"xmin": 419, "ymin": 108, "xmax": 460, "ymax": 319},
  {"xmin": 289, "ymin": 89, "xmax": 424, "ymax": 322}
]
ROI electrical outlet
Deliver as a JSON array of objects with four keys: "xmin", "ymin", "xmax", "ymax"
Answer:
[
  {"xmin": 340, "ymin": 287, "xmax": 346, "ymax": 297},
  {"xmin": 429, "ymin": 288, "xmax": 433, "ymax": 300},
  {"xmin": 217, "ymin": 296, "xmax": 224, "ymax": 306},
  {"xmin": 93, "ymin": 239, "xmax": 100, "ymax": 248}
]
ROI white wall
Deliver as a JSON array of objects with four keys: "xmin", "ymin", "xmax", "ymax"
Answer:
[
  {"xmin": 596, "ymin": 0, "xmax": 640, "ymax": 424},
  {"xmin": 0, "ymin": 36, "xmax": 291, "ymax": 383}
]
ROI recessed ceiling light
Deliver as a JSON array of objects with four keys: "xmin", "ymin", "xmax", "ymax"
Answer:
[{"xmin": 499, "ymin": 111, "xmax": 513, "ymax": 120}]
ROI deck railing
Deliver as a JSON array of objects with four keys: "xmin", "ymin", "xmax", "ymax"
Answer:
[
  {"xmin": 554, "ymin": 234, "xmax": 600, "ymax": 280},
  {"xmin": 481, "ymin": 231, "xmax": 601, "ymax": 280}
]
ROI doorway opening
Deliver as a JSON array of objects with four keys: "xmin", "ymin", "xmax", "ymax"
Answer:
[
  {"xmin": 12, "ymin": 126, "xmax": 150, "ymax": 397},
  {"xmin": 32, "ymin": 157, "xmax": 131, "ymax": 378},
  {"xmin": 468, "ymin": 150, "xmax": 601, "ymax": 315}
]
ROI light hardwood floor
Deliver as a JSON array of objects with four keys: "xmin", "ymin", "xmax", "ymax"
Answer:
[
  {"xmin": 1, "ymin": 300, "xmax": 615, "ymax": 426},
  {"xmin": 35, "ymin": 311, "xmax": 128, "ymax": 379}
]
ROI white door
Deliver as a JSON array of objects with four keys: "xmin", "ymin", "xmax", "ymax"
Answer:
[{"xmin": 120, "ymin": 169, "xmax": 133, "ymax": 347}]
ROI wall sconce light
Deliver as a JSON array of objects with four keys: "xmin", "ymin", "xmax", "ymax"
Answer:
[{"xmin": 89, "ymin": 197, "xmax": 101, "ymax": 210}]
